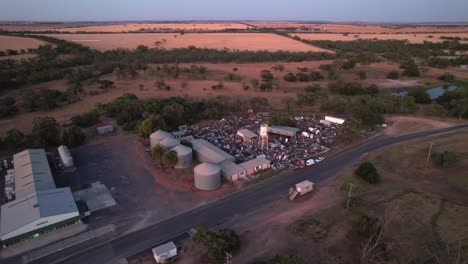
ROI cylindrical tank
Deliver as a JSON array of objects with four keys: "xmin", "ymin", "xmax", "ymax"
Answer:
[
  {"xmin": 150, "ymin": 130, "xmax": 171, "ymax": 148},
  {"xmin": 170, "ymin": 144, "xmax": 193, "ymax": 169},
  {"xmin": 194, "ymin": 162, "xmax": 221, "ymax": 190},
  {"xmin": 260, "ymin": 123, "xmax": 269, "ymax": 138},
  {"xmin": 58, "ymin": 145, "xmax": 74, "ymax": 168},
  {"xmin": 160, "ymin": 137, "xmax": 180, "ymax": 149}
]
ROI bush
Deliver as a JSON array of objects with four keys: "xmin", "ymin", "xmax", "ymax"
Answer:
[
  {"xmin": 431, "ymin": 151, "xmax": 457, "ymax": 167},
  {"xmin": 387, "ymin": 71, "xmax": 400, "ymax": 79},
  {"xmin": 283, "ymin": 72, "xmax": 297, "ymax": 82},
  {"xmin": 358, "ymin": 71, "xmax": 367, "ymax": 80},
  {"xmin": 355, "ymin": 162, "xmax": 380, "ymax": 184},
  {"xmin": 341, "ymin": 60, "xmax": 357, "ymax": 70},
  {"xmin": 61, "ymin": 126, "xmax": 86, "ymax": 147},
  {"xmin": 438, "ymin": 73, "xmax": 455, "ymax": 82},
  {"xmin": 31, "ymin": 116, "xmax": 60, "ymax": 147},
  {"xmin": 268, "ymin": 254, "xmax": 303, "ymax": 264},
  {"xmin": 409, "ymin": 88, "xmax": 431, "ymax": 104},
  {"xmin": 295, "ymin": 72, "xmax": 309, "ymax": 82},
  {"xmin": 270, "ymin": 114, "xmax": 296, "ymax": 127},
  {"xmin": 137, "ymin": 115, "xmax": 168, "ymax": 137},
  {"xmin": 5, "ymin": 128, "xmax": 24, "ymax": 147},
  {"xmin": 309, "ymin": 71, "xmax": 324, "ymax": 81},
  {"xmin": 400, "ymin": 62, "xmax": 420, "ymax": 77},
  {"xmin": 71, "ymin": 109, "xmax": 100, "ymax": 127},
  {"xmin": 0, "ymin": 97, "xmax": 18, "ymax": 117}
]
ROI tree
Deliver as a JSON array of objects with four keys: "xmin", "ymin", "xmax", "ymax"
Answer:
[
  {"xmin": 400, "ymin": 62, "xmax": 420, "ymax": 77},
  {"xmin": 269, "ymin": 255, "xmax": 303, "ymax": 264},
  {"xmin": 5, "ymin": 128, "xmax": 24, "ymax": 147},
  {"xmin": 31, "ymin": 117, "xmax": 60, "ymax": 147},
  {"xmin": 260, "ymin": 70, "xmax": 274, "ymax": 82},
  {"xmin": 162, "ymin": 150, "xmax": 178, "ymax": 168},
  {"xmin": 151, "ymin": 144, "xmax": 168, "ymax": 167},
  {"xmin": 61, "ymin": 126, "xmax": 86, "ymax": 147},
  {"xmin": 431, "ymin": 151, "xmax": 458, "ymax": 167},
  {"xmin": 295, "ymin": 72, "xmax": 309, "ymax": 82},
  {"xmin": 336, "ymin": 118, "xmax": 363, "ymax": 143},
  {"xmin": 193, "ymin": 227, "xmax": 241, "ymax": 264},
  {"xmin": 409, "ymin": 88, "xmax": 431, "ymax": 104},
  {"xmin": 341, "ymin": 60, "xmax": 357, "ymax": 70},
  {"xmin": 283, "ymin": 72, "xmax": 297, "ymax": 82},
  {"xmin": 71, "ymin": 109, "xmax": 100, "ymax": 127},
  {"xmin": 250, "ymin": 79, "xmax": 260, "ymax": 88},
  {"xmin": 358, "ymin": 71, "xmax": 367, "ymax": 80},
  {"xmin": 387, "ymin": 71, "xmax": 400, "ymax": 80},
  {"xmin": 355, "ymin": 162, "xmax": 380, "ymax": 184},
  {"xmin": 137, "ymin": 115, "xmax": 168, "ymax": 137}
]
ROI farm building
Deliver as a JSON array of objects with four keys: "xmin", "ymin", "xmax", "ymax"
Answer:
[
  {"xmin": 268, "ymin": 126, "xmax": 300, "ymax": 137},
  {"xmin": 152, "ymin": 241, "xmax": 178, "ymax": 263},
  {"xmin": 0, "ymin": 149, "xmax": 81, "ymax": 247},
  {"xmin": 219, "ymin": 160, "xmax": 246, "ymax": 181},
  {"xmin": 160, "ymin": 137, "xmax": 180, "ymax": 149},
  {"xmin": 190, "ymin": 139, "xmax": 235, "ymax": 164},
  {"xmin": 239, "ymin": 157, "xmax": 271, "ymax": 176},
  {"xmin": 237, "ymin": 128, "xmax": 258, "ymax": 143}
]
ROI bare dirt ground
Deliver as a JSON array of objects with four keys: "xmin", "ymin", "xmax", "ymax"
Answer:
[
  {"xmin": 294, "ymin": 33, "xmax": 468, "ymax": 43},
  {"xmin": 384, "ymin": 115, "xmax": 457, "ymax": 136},
  {"xmin": 0, "ymin": 35, "xmax": 47, "ymax": 51},
  {"xmin": 253, "ymin": 22, "xmax": 468, "ymax": 33},
  {"xmin": 42, "ymin": 33, "xmax": 331, "ymax": 52},
  {"xmin": 0, "ymin": 22, "xmax": 250, "ymax": 32}
]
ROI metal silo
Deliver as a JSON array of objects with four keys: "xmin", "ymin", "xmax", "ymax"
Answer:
[
  {"xmin": 160, "ymin": 137, "xmax": 180, "ymax": 149},
  {"xmin": 194, "ymin": 162, "xmax": 221, "ymax": 190},
  {"xmin": 170, "ymin": 144, "xmax": 193, "ymax": 169},
  {"xmin": 150, "ymin": 130, "xmax": 171, "ymax": 148}
]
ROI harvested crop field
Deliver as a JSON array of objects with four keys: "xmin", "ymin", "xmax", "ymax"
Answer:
[
  {"xmin": 252, "ymin": 22, "xmax": 468, "ymax": 33},
  {"xmin": 293, "ymin": 33, "xmax": 468, "ymax": 43},
  {"xmin": 0, "ymin": 35, "xmax": 47, "ymax": 51},
  {"xmin": 51, "ymin": 23, "xmax": 251, "ymax": 32},
  {"xmin": 43, "ymin": 33, "xmax": 331, "ymax": 52}
]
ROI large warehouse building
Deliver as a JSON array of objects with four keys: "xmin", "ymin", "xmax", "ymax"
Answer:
[{"xmin": 0, "ymin": 149, "xmax": 81, "ymax": 247}]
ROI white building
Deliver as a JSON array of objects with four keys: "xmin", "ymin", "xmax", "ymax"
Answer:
[
  {"xmin": 152, "ymin": 241, "xmax": 177, "ymax": 263},
  {"xmin": 0, "ymin": 149, "xmax": 80, "ymax": 247}
]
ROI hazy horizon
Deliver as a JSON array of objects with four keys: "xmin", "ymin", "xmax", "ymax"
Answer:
[{"xmin": 1, "ymin": 0, "xmax": 468, "ymax": 23}]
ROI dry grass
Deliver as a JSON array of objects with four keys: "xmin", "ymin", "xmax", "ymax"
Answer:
[
  {"xmin": 0, "ymin": 35, "xmax": 47, "ymax": 51},
  {"xmin": 43, "ymin": 33, "xmax": 330, "ymax": 52},
  {"xmin": 294, "ymin": 33, "xmax": 468, "ymax": 43}
]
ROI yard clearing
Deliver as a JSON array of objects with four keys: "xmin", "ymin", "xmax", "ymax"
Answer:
[
  {"xmin": 43, "ymin": 33, "xmax": 331, "ymax": 52},
  {"xmin": 294, "ymin": 33, "xmax": 468, "ymax": 43},
  {"xmin": 52, "ymin": 22, "xmax": 251, "ymax": 32},
  {"xmin": 0, "ymin": 35, "xmax": 47, "ymax": 51},
  {"xmin": 384, "ymin": 115, "xmax": 456, "ymax": 136}
]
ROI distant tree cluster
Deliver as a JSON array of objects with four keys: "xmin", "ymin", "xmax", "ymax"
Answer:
[{"xmin": 193, "ymin": 227, "xmax": 241, "ymax": 264}]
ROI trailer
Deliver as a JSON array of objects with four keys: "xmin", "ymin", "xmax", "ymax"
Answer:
[{"xmin": 289, "ymin": 180, "xmax": 314, "ymax": 200}]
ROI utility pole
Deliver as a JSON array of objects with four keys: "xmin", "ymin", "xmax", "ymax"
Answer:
[
  {"xmin": 426, "ymin": 142, "xmax": 433, "ymax": 164},
  {"xmin": 346, "ymin": 183, "xmax": 355, "ymax": 209}
]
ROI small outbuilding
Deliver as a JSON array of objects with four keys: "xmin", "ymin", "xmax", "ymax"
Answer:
[
  {"xmin": 239, "ymin": 157, "xmax": 271, "ymax": 176},
  {"xmin": 219, "ymin": 160, "xmax": 246, "ymax": 181},
  {"xmin": 95, "ymin": 124, "xmax": 114, "ymax": 135},
  {"xmin": 325, "ymin": 116, "xmax": 345, "ymax": 125},
  {"xmin": 194, "ymin": 162, "xmax": 221, "ymax": 190},
  {"xmin": 152, "ymin": 241, "xmax": 177, "ymax": 263},
  {"xmin": 236, "ymin": 129, "xmax": 258, "ymax": 143}
]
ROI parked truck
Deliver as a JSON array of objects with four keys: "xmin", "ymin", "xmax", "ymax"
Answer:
[{"xmin": 289, "ymin": 180, "xmax": 314, "ymax": 200}]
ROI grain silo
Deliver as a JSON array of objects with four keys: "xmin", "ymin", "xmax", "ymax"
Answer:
[
  {"xmin": 150, "ymin": 130, "xmax": 171, "ymax": 148},
  {"xmin": 160, "ymin": 137, "xmax": 180, "ymax": 149},
  {"xmin": 170, "ymin": 144, "xmax": 193, "ymax": 169},
  {"xmin": 194, "ymin": 162, "xmax": 221, "ymax": 190}
]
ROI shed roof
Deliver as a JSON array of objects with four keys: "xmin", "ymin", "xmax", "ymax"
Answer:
[
  {"xmin": 239, "ymin": 157, "xmax": 271, "ymax": 170},
  {"xmin": 160, "ymin": 137, "xmax": 180, "ymax": 149},
  {"xmin": 170, "ymin": 144, "xmax": 192, "ymax": 156},
  {"xmin": 268, "ymin": 126, "xmax": 300, "ymax": 137},
  {"xmin": 0, "ymin": 187, "xmax": 79, "ymax": 238},
  {"xmin": 152, "ymin": 241, "xmax": 177, "ymax": 256},
  {"xmin": 190, "ymin": 139, "xmax": 234, "ymax": 164},
  {"xmin": 150, "ymin": 130, "xmax": 171, "ymax": 141},
  {"xmin": 219, "ymin": 160, "xmax": 245, "ymax": 176},
  {"xmin": 237, "ymin": 129, "xmax": 258, "ymax": 139},
  {"xmin": 13, "ymin": 149, "xmax": 55, "ymax": 199}
]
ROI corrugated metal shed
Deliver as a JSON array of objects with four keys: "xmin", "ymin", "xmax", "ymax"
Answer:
[
  {"xmin": 13, "ymin": 149, "xmax": 55, "ymax": 199},
  {"xmin": 160, "ymin": 137, "xmax": 180, "ymax": 149},
  {"xmin": 190, "ymin": 139, "xmax": 235, "ymax": 164},
  {"xmin": 219, "ymin": 160, "xmax": 246, "ymax": 181},
  {"xmin": 237, "ymin": 129, "xmax": 258, "ymax": 139},
  {"xmin": 268, "ymin": 126, "xmax": 300, "ymax": 137},
  {"xmin": 150, "ymin": 130, "xmax": 171, "ymax": 148},
  {"xmin": 170, "ymin": 144, "xmax": 193, "ymax": 169}
]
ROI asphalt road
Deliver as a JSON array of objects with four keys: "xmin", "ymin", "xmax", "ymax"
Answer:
[{"xmin": 13, "ymin": 124, "xmax": 468, "ymax": 264}]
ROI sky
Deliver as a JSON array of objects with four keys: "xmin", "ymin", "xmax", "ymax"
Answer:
[{"xmin": 1, "ymin": 0, "xmax": 467, "ymax": 22}]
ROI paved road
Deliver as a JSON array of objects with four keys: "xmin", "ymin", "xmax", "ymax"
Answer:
[{"xmin": 12, "ymin": 124, "xmax": 468, "ymax": 264}]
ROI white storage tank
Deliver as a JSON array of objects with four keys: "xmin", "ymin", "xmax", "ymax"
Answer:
[
  {"xmin": 194, "ymin": 162, "xmax": 221, "ymax": 190},
  {"xmin": 170, "ymin": 144, "xmax": 193, "ymax": 169},
  {"xmin": 160, "ymin": 137, "xmax": 180, "ymax": 149},
  {"xmin": 58, "ymin": 145, "xmax": 74, "ymax": 168},
  {"xmin": 150, "ymin": 130, "xmax": 171, "ymax": 148}
]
